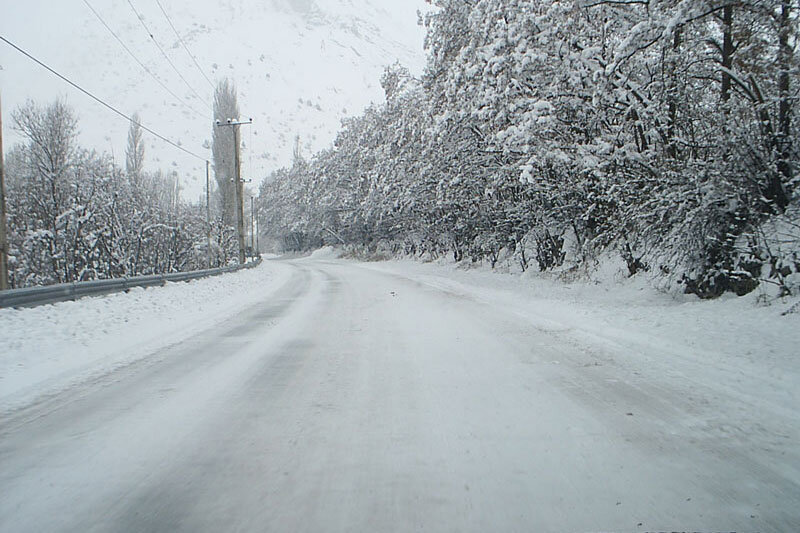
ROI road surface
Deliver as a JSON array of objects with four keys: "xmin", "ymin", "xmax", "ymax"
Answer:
[{"xmin": 1, "ymin": 258, "xmax": 798, "ymax": 532}]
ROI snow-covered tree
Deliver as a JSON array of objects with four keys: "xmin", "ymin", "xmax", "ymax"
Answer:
[
  {"xmin": 5, "ymin": 100, "xmax": 214, "ymax": 287},
  {"xmin": 258, "ymin": 0, "xmax": 798, "ymax": 296},
  {"xmin": 125, "ymin": 113, "xmax": 145, "ymax": 186}
]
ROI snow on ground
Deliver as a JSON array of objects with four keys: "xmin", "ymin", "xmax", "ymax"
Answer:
[
  {"xmin": 1, "ymin": 253, "xmax": 798, "ymax": 530},
  {"xmin": 307, "ymin": 245, "xmax": 341, "ymax": 260},
  {"xmin": 356, "ymin": 255, "xmax": 800, "ymax": 476},
  {"xmin": 4, "ymin": 251, "xmax": 796, "ymax": 422},
  {"xmin": 360, "ymin": 255, "xmax": 800, "ymax": 382},
  {"xmin": 0, "ymin": 260, "xmax": 290, "ymax": 412}
]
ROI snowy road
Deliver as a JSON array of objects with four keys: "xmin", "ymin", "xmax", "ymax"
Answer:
[{"xmin": 1, "ymin": 258, "xmax": 798, "ymax": 532}]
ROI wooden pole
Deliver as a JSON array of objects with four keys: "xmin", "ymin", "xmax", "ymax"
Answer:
[
  {"xmin": 215, "ymin": 118, "xmax": 251, "ymax": 265},
  {"xmin": 234, "ymin": 124, "xmax": 245, "ymax": 264},
  {"xmin": 205, "ymin": 160, "xmax": 212, "ymax": 268}
]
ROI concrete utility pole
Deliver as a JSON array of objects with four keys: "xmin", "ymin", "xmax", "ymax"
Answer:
[
  {"xmin": 250, "ymin": 196, "xmax": 255, "ymax": 256},
  {"xmin": 205, "ymin": 160, "xmax": 211, "ymax": 269},
  {"xmin": 0, "ymin": 93, "xmax": 9, "ymax": 290},
  {"xmin": 215, "ymin": 118, "xmax": 252, "ymax": 265}
]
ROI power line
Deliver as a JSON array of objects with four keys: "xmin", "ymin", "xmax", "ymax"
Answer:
[
  {"xmin": 81, "ymin": 0, "xmax": 207, "ymax": 120},
  {"xmin": 0, "ymin": 34, "xmax": 207, "ymax": 162},
  {"xmin": 153, "ymin": 0, "xmax": 216, "ymax": 91},
  {"xmin": 125, "ymin": 0, "xmax": 211, "ymax": 110}
]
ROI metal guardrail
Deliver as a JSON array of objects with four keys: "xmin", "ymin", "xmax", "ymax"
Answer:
[{"xmin": 0, "ymin": 257, "xmax": 263, "ymax": 309}]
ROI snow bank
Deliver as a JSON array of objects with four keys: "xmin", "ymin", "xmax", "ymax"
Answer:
[
  {"xmin": 307, "ymin": 246, "xmax": 341, "ymax": 260},
  {"xmin": 358, "ymin": 257, "xmax": 800, "ymax": 423},
  {"xmin": 0, "ymin": 260, "xmax": 291, "ymax": 411}
]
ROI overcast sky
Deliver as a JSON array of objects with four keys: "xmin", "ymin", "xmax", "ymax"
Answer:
[{"xmin": 0, "ymin": 0, "xmax": 429, "ymax": 200}]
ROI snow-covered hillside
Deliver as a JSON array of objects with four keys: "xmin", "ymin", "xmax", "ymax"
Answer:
[{"xmin": 0, "ymin": 0, "xmax": 428, "ymax": 199}]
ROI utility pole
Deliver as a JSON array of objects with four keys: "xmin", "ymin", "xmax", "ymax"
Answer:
[
  {"xmin": 0, "ymin": 93, "xmax": 9, "ymax": 290},
  {"xmin": 233, "ymin": 123, "xmax": 245, "ymax": 264},
  {"xmin": 250, "ymin": 196, "xmax": 255, "ymax": 256},
  {"xmin": 215, "ymin": 118, "xmax": 252, "ymax": 264},
  {"xmin": 205, "ymin": 160, "xmax": 211, "ymax": 269}
]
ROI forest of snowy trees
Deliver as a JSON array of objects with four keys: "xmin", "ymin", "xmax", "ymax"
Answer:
[
  {"xmin": 260, "ymin": 0, "xmax": 799, "ymax": 297},
  {"xmin": 2, "ymin": 92, "xmax": 241, "ymax": 288}
]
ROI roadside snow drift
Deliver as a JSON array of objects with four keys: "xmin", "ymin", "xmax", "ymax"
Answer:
[{"xmin": 0, "ymin": 260, "xmax": 291, "ymax": 410}]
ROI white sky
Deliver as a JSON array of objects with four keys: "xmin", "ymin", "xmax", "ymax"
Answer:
[{"xmin": 0, "ymin": 0, "xmax": 429, "ymax": 200}]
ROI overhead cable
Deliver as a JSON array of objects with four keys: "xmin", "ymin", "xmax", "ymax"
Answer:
[
  {"xmin": 81, "ymin": 0, "xmax": 207, "ymax": 120},
  {"xmin": 0, "ymin": 34, "xmax": 207, "ymax": 162},
  {"xmin": 126, "ymin": 0, "xmax": 211, "ymax": 109},
  {"xmin": 154, "ymin": 0, "xmax": 216, "ymax": 91}
]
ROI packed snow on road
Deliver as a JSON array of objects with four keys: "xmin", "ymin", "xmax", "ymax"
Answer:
[
  {"xmin": 1, "ymin": 253, "xmax": 798, "ymax": 532},
  {"xmin": 2, "ymin": 0, "xmax": 799, "ymax": 531}
]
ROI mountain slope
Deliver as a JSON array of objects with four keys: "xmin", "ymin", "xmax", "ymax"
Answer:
[{"xmin": 0, "ymin": 0, "xmax": 428, "ymax": 198}]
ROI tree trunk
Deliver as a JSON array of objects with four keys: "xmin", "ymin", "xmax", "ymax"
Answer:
[
  {"xmin": 721, "ymin": 6, "xmax": 734, "ymax": 104},
  {"xmin": 777, "ymin": 0, "xmax": 793, "ymax": 196},
  {"xmin": 667, "ymin": 25, "xmax": 683, "ymax": 159}
]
